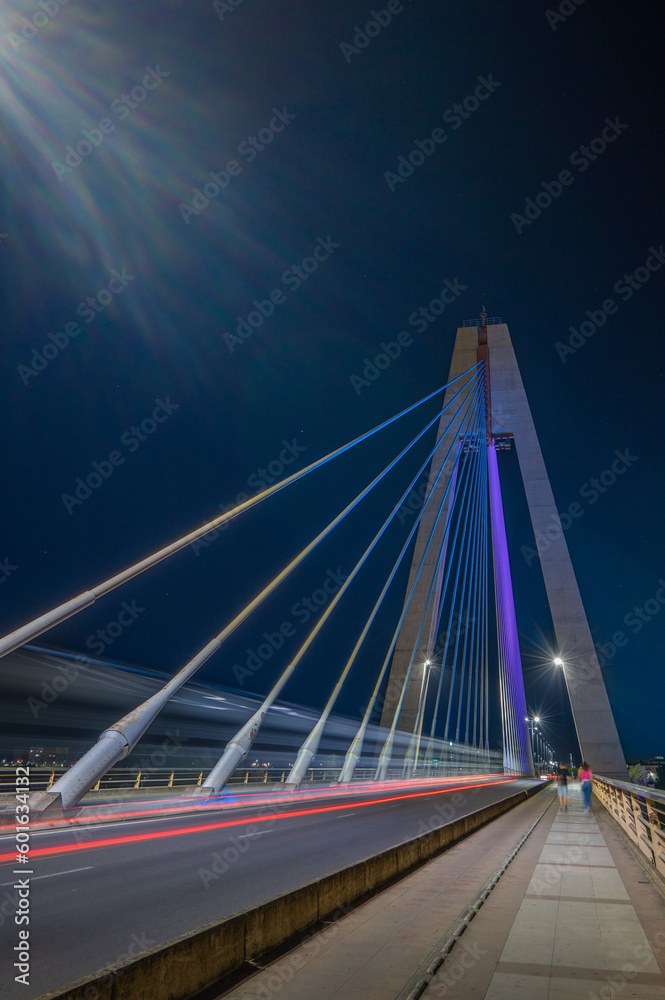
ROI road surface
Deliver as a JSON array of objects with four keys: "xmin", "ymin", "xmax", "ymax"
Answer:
[{"xmin": 0, "ymin": 776, "xmax": 541, "ymax": 999}]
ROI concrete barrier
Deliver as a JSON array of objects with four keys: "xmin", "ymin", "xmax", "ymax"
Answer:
[{"xmin": 40, "ymin": 782, "xmax": 547, "ymax": 1000}]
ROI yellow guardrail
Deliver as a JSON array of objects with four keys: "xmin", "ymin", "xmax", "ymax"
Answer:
[
  {"xmin": 593, "ymin": 775, "xmax": 665, "ymax": 881},
  {"xmin": 0, "ymin": 762, "xmax": 501, "ymax": 795}
]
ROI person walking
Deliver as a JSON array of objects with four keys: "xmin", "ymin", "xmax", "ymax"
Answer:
[
  {"xmin": 557, "ymin": 761, "xmax": 569, "ymax": 811},
  {"xmin": 579, "ymin": 761, "xmax": 593, "ymax": 813}
]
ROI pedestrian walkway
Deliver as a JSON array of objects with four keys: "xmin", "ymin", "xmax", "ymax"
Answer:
[
  {"xmin": 422, "ymin": 782, "xmax": 665, "ymax": 1000},
  {"xmin": 216, "ymin": 783, "xmax": 665, "ymax": 1000}
]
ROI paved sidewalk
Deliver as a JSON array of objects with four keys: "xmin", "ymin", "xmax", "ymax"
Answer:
[
  {"xmin": 422, "ymin": 782, "xmax": 665, "ymax": 1000},
  {"xmin": 217, "ymin": 784, "xmax": 665, "ymax": 1000},
  {"xmin": 216, "ymin": 787, "xmax": 555, "ymax": 1000}
]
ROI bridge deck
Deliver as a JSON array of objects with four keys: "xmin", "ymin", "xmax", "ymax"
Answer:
[{"xmin": 218, "ymin": 784, "xmax": 665, "ymax": 1000}]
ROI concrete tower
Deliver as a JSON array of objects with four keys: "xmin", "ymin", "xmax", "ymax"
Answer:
[{"xmin": 381, "ymin": 317, "xmax": 626, "ymax": 779}]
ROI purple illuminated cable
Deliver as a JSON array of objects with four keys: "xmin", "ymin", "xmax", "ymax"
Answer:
[{"xmin": 487, "ymin": 444, "xmax": 532, "ymax": 774}]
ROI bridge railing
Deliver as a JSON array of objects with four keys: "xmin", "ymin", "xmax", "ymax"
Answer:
[
  {"xmin": 0, "ymin": 762, "xmax": 504, "ymax": 797},
  {"xmin": 593, "ymin": 775, "xmax": 665, "ymax": 880}
]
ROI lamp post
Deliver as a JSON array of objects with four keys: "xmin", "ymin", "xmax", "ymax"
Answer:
[
  {"xmin": 412, "ymin": 660, "xmax": 432, "ymax": 777},
  {"xmin": 535, "ymin": 720, "xmax": 544, "ymax": 767},
  {"xmin": 531, "ymin": 721, "xmax": 536, "ymax": 771}
]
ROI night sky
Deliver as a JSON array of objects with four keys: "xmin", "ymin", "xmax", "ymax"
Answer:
[{"xmin": 2, "ymin": 0, "xmax": 664, "ymax": 765}]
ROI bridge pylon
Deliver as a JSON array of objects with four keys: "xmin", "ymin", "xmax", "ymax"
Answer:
[{"xmin": 380, "ymin": 317, "xmax": 627, "ymax": 779}]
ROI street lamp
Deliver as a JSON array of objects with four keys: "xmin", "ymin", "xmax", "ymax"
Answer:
[
  {"xmin": 527, "ymin": 717, "xmax": 541, "ymax": 775},
  {"xmin": 553, "ymin": 657, "xmax": 564, "ymax": 667},
  {"xmin": 412, "ymin": 660, "xmax": 432, "ymax": 777}
]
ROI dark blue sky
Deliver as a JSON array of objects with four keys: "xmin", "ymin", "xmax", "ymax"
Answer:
[{"xmin": 2, "ymin": 0, "xmax": 663, "ymax": 762}]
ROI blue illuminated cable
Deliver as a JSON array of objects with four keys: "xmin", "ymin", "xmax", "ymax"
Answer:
[
  {"xmin": 51, "ymin": 374, "xmax": 488, "ymax": 804},
  {"xmin": 465, "ymin": 430, "xmax": 487, "ymax": 744},
  {"xmin": 464, "ymin": 421, "xmax": 488, "ymax": 744},
  {"xmin": 0, "ymin": 363, "xmax": 484, "ymax": 661},
  {"xmin": 444, "ymin": 432, "xmax": 484, "ymax": 740},
  {"xmin": 426, "ymin": 404, "xmax": 485, "ymax": 742},
  {"xmin": 427, "ymin": 424, "xmax": 482, "ymax": 740},
  {"xmin": 445, "ymin": 432, "xmax": 484, "ymax": 740},
  {"xmin": 243, "ymin": 375, "xmax": 487, "ymax": 720},
  {"xmin": 290, "ymin": 383, "xmax": 494, "ymax": 764},
  {"xmin": 189, "ymin": 369, "xmax": 488, "ymax": 668},
  {"xmin": 347, "ymin": 378, "xmax": 487, "ymax": 768},
  {"xmin": 389, "ymin": 391, "xmax": 485, "ymax": 738},
  {"xmin": 456, "ymin": 442, "xmax": 482, "ymax": 741},
  {"xmin": 464, "ymin": 448, "xmax": 486, "ymax": 747},
  {"xmin": 407, "ymin": 404, "xmax": 486, "ymax": 753},
  {"xmin": 369, "ymin": 382, "xmax": 486, "ymax": 741},
  {"xmin": 459, "ymin": 439, "xmax": 483, "ymax": 743}
]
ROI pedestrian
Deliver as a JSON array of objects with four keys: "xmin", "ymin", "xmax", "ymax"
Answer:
[
  {"xmin": 557, "ymin": 761, "xmax": 569, "ymax": 810},
  {"xmin": 579, "ymin": 760, "xmax": 592, "ymax": 813}
]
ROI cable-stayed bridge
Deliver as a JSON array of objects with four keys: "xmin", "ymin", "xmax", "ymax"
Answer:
[
  {"xmin": 1, "ymin": 313, "xmax": 625, "ymax": 813},
  {"xmin": 4, "ymin": 316, "xmax": 657, "ymax": 1000}
]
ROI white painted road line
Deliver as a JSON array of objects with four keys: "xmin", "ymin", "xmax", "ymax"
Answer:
[{"xmin": 0, "ymin": 866, "xmax": 93, "ymax": 887}]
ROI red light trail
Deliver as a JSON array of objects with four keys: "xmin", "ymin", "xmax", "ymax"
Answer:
[{"xmin": 0, "ymin": 778, "xmax": 516, "ymax": 863}]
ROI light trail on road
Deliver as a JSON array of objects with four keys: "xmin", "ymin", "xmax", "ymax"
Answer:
[
  {"xmin": 19, "ymin": 772, "xmax": 509, "ymax": 832},
  {"xmin": 0, "ymin": 777, "xmax": 516, "ymax": 863}
]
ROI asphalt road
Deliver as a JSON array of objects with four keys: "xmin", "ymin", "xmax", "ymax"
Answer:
[{"xmin": 0, "ymin": 777, "xmax": 541, "ymax": 999}]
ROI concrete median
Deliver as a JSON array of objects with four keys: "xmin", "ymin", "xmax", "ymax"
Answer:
[{"xmin": 39, "ymin": 782, "xmax": 547, "ymax": 1000}]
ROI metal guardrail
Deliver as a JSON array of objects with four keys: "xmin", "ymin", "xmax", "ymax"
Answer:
[
  {"xmin": 593, "ymin": 775, "xmax": 665, "ymax": 880},
  {"xmin": 0, "ymin": 763, "xmax": 502, "ymax": 795}
]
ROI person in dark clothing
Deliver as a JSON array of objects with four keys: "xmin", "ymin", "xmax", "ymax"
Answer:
[{"xmin": 557, "ymin": 762, "xmax": 569, "ymax": 810}]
